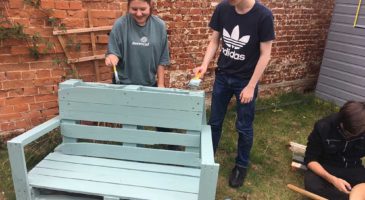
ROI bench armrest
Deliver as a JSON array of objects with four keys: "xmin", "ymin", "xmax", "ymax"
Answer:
[
  {"xmin": 199, "ymin": 125, "xmax": 219, "ymax": 200},
  {"xmin": 7, "ymin": 116, "xmax": 60, "ymax": 200},
  {"xmin": 8, "ymin": 116, "xmax": 60, "ymax": 146},
  {"xmin": 200, "ymin": 125, "xmax": 215, "ymax": 165}
]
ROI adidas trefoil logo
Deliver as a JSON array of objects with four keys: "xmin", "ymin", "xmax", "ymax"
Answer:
[{"xmin": 223, "ymin": 25, "xmax": 250, "ymax": 50}]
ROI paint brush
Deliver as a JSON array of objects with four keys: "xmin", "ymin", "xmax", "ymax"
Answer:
[
  {"xmin": 188, "ymin": 72, "xmax": 202, "ymax": 89},
  {"xmin": 113, "ymin": 64, "xmax": 121, "ymax": 84}
]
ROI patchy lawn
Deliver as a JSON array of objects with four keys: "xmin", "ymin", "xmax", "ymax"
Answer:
[{"xmin": 0, "ymin": 92, "xmax": 337, "ymax": 200}]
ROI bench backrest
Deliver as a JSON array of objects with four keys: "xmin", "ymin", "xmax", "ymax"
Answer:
[{"xmin": 56, "ymin": 79, "xmax": 206, "ymax": 167}]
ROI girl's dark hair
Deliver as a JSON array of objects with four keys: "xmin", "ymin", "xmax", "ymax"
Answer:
[
  {"xmin": 339, "ymin": 101, "xmax": 365, "ymax": 137},
  {"xmin": 128, "ymin": 0, "xmax": 152, "ymax": 6}
]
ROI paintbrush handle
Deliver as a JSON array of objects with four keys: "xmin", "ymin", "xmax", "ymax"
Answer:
[{"xmin": 113, "ymin": 65, "xmax": 120, "ymax": 83}]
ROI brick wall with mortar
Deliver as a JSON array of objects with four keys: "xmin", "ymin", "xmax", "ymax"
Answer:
[{"xmin": 0, "ymin": 0, "xmax": 335, "ymax": 140}]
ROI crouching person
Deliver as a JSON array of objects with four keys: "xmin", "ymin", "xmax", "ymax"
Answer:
[{"xmin": 304, "ymin": 101, "xmax": 365, "ymax": 200}]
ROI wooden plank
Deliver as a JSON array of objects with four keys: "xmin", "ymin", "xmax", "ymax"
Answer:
[
  {"xmin": 59, "ymin": 86, "xmax": 204, "ymax": 112},
  {"xmin": 59, "ymin": 79, "xmax": 83, "ymax": 89},
  {"xmin": 88, "ymin": 9, "xmax": 100, "ymax": 81},
  {"xmin": 56, "ymin": 35, "xmax": 71, "ymax": 58},
  {"xmin": 61, "ymin": 123, "xmax": 200, "ymax": 147},
  {"xmin": 318, "ymin": 75, "xmax": 365, "ymax": 97},
  {"xmin": 9, "ymin": 117, "xmax": 60, "ymax": 146},
  {"xmin": 327, "ymin": 32, "xmax": 365, "ymax": 47},
  {"xmin": 55, "ymin": 143, "xmax": 201, "ymax": 167},
  {"xmin": 53, "ymin": 26, "xmax": 112, "ymax": 35},
  {"xmin": 59, "ymin": 101, "xmax": 203, "ymax": 131},
  {"xmin": 336, "ymin": 0, "xmax": 362, "ymax": 4},
  {"xmin": 198, "ymin": 164, "xmax": 219, "ymax": 200},
  {"xmin": 35, "ymin": 194, "xmax": 98, "ymax": 200},
  {"xmin": 321, "ymin": 58, "xmax": 365, "ymax": 76},
  {"xmin": 334, "ymin": 4, "xmax": 358, "ymax": 15},
  {"xmin": 287, "ymin": 184, "xmax": 327, "ymax": 200},
  {"xmin": 61, "ymin": 120, "xmax": 78, "ymax": 143},
  {"xmin": 324, "ymin": 49, "xmax": 365, "ymax": 67},
  {"xmin": 289, "ymin": 142, "xmax": 306, "ymax": 156},
  {"xmin": 70, "ymin": 63, "xmax": 79, "ymax": 79},
  {"xmin": 185, "ymin": 131, "xmax": 200, "ymax": 153},
  {"xmin": 330, "ymin": 23, "xmax": 365, "ymax": 36},
  {"xmin": 104, "ymin": 197, "xmax": 119, "ymax": 200},
  {"xmin": 7, "ymin": 142, "xmax": 31, "ymax": 200},
  {"xmin": 332, "ymin": 14, "xmax": 365, "ymax": 27},
  {"xmin": 293, "ymin": 155, "xmax": 305, "ymax": 163},
  {"xmin": 30, "ymin": 166, "xmax": 199, "ymax": 193},
  {"xmin": 198, "ymin": 125, "xmax": 219, "ymax": 200},
  {"xmin": 28, "ymin": 175, "xmax": 198, "ymax": 200},
  {"xmin": 121, "ymin": 124, "xmax": 138, "ymax": 147},
  {"xmin": 326, "ymin": 40, "xmax": 365, "ymax": 57},
  {"xmin": 315, "ymin": 90, "xmax": 348, "ymax": 106},
  {"xmin": 291, "ymin": 161, "xmax": 307, "ymax": 170},
  {"xmin": 62, "ymin": 123, "xmax": 199, "ymax": 146},
  {"xmin": 320, "ymin": 66, "xmax": 365, "ymax": 87},
  {"xmin": 45, "ymin": 153, "xmax": 201, "ymax": 176},
  {"xmin": 316, "ymin": 83, "xmax": 364, "ymax": 104},
  {"xmin": 200, "ymin": 125, "xmax": 215, "ymax": 165},
  {"xmin": 68, "ymin": 54, "xmax": 105, "ymax": 64}
]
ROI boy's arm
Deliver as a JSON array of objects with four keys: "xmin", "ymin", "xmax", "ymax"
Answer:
[{"xmin": 239, "ymin": 40, "xmax": 273, "ymax": 103}]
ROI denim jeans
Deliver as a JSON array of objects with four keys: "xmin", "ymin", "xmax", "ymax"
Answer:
[{"xmin": 209, "ymin": 73, "xmax": 258, "ymax": 167}]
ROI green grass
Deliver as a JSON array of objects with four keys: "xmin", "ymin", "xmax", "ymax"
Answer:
[
  {"xmin": 0, "ymin": 131, "xmax": 61, "ymax": 200},
  {"xmin": 215, "ymin": 92, "xmax": 337, "ymax": 200},
  {"xmin": 0, "ymin": 92, "xmax": 338, "ymax": 200}
]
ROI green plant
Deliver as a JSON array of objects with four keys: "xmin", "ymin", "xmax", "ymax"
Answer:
[
  {"xmin": 66, "ymin": 35, "xmax": 82, "ymax": 52},
  {"xmin": 0, "ymin": 13, "xmax": 28, "ymax": 41},
  {"xmin": 23, "ymin": 0, "xmax": 41, "ymax": 9},
  {"xmin": 0, "ymin": 12, "xmax": 56, "ymax": 60},
  {"xmin": 27, "ymin": 32, "xmax": 55, "ymax": 60}
]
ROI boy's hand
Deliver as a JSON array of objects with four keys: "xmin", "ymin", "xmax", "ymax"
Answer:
[
  {"xmin": 331, "ymin": 177, "xmax": 352, "ymax": 194},
  {"xmin": 105, "ymin": 54, "xmax": 119, "ymax": 67}
]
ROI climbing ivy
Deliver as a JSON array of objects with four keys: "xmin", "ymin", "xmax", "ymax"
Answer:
[
  {"xmin": 0, "ymin": 15, "xmax": 27, "ymax": 41},
  {"xmin": 23, "ymin": 0, "xmax": 41, "ymax": 9}
]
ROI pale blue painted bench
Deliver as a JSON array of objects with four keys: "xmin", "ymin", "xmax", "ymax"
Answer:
[{"xmin": 7, "ymin": 79, "xmax": 219, "ymax": 200}]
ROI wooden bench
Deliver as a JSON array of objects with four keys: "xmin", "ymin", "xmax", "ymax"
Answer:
[{"xmin": 7, "ymin": 79, "xmax": 219, "ymax": 200}]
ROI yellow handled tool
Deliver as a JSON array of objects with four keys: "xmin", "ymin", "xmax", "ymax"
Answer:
[
  {"xmin": 113, "ymin": 65, "xmax": 121, "ymax": 84},
  {"xmin": 188, "ymin": 72, "xmax": 202, "ymax": 89}
]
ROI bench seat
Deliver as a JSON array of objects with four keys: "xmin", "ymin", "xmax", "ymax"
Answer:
[{"xmin": 29, "ymin": 152, "xmax": 200, "ymax": 200}]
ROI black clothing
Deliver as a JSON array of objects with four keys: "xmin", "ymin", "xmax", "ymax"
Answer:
[
  {"xmin": 304, "ymin": 113, "xmax": 365, "ymax": 199},
  {"xmin": 304, "ymin": 164, "xmax": 365, "ymax": 200},
  {"xmin": 209, "ymin": 0, "xmax": 275, "ymax": 79},
  {"xmin": 304, "ymin": 113, "xmax": 365, "ymax": 168}
]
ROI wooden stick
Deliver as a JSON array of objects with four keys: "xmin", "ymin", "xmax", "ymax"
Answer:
[
  {"xmin": 53, "ymin": 26, "xmax": 112, "ymax": 35},
  {"xmin": 68, "ymin": 54, "xmax": 105, "ymax": 64},
  {"xmin": 88, "ymin": 9, "xmax": 100, "ymax": 81},
  {"xmin": 287, "ymin": 184, "xmax": 328, "ymax": 200},
  {"xmin": 289, "ymin": 141, "xmax": 306, "ymax": 156}
]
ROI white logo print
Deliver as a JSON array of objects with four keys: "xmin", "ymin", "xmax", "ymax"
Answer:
[
  {"xmin": 223, "ymin": 25, "xmax": 250, "ymax": 50},
  {"xmin": 132, "ymin": 36, "xmax": 150, "ymax": 47},
  {"xmin": 140, "ymin": 37, "xmax": 148, "ymax": 43},
  {"xmin": 222, "ymin": 25, "xmax": 250, "ymax": 60}
]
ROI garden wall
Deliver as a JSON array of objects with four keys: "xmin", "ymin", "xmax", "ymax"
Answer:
[{"xmin": 0, "ymin": 0, "xmax": 335, "ymax": 140}]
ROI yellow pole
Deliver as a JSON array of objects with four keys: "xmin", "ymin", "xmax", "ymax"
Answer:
[{"xmin": 354, "ymin": 0, "xmax": 363, "ymax": 27}]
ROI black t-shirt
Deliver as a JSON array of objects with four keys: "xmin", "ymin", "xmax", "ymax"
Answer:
[{"xmin": 209, "ymin": 1, "xmax": 275, "ymax": 79}]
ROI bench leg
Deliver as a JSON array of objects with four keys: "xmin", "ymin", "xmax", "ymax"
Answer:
[{"xmin": 7, "ymin": 142, "xmax": 32, "ymax": 200}]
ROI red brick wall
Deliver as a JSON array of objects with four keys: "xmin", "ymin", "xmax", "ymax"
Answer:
[{"xmin": 0, "ymin": 0, "xmax": 335, "ymax": 139}]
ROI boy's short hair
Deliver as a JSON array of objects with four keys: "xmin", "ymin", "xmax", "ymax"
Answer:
[{"xmin": 339, "ymin": 101, "xmax": 365, "ymax": 138}]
